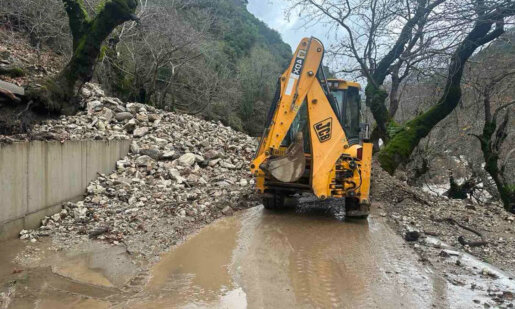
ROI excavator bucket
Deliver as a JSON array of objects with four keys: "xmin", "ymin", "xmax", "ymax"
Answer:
[{"xmin": 262, "ymin": 132, "xmax": 305, "ymax": 183}]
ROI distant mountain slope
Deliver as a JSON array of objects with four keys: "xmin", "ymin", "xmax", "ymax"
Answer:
[{"xmin": 183, "ymin": 0, "xmax": 291, "ymax": 66}]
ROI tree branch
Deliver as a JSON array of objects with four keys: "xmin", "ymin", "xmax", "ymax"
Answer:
[
  {"xmin": 373, "ymin": 0, "xmax": 446, "ymax": 85},
  {"xmin": 62, "ymin": 0, "xmax": 90, "ymax": 49}
]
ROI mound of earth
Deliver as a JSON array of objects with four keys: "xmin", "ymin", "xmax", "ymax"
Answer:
[{"xmin": 19, "ymin": 83, "xmax": 260, "ymax": 261}]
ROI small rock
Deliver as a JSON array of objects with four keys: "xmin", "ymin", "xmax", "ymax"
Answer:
[
  {"xmin": 187, "ymin": 174, "xmax": 200, "ymax": 184},
  {"xmin": 99, "ymin": 108, "xmax": 114, "ymax": 122},
  {"xmin": 87, "ymin": 100, "xmax": 102, "ymax": 114},
  {"xmin": 51, "ymin": 213, "xmax": 61, "ymax": 222},
  {"xmin": 136, "ymin": 113, "xmax": 149, "ymax": 122},
  {"xmin": 178, "ymin": 153, "xmax": 196, "ymax": 167},
  {"xmin": 140, "ymin": 148, "xmax": 161, "ymax": 160},
  {"xmin": 133, "ymin": 127, "xmax": 149, "ymax": 138},
  {"xmin": 222, "ymin": 206, "xmax": 234, "ymax": 216},
  {"xmin": 161, "ymin": 151, "xmax": 176, "ymax": 160},
  {"xmin": 221, "ymin": 161, "xmax": 236, "ymax": 169},
  {"xmin": 148, "ymin": 114, "xmax": 161, "ymax": 122},
  {"xmin": 130, "ymin": 141, "xmax": 140, "ymax": 154},
  {"xmin": 81, "ymin": 87, "xmax": 92, "ymax": 98},
  {"xmin": 124, "ymin": 119, "xmax": 137, "ymax": 133},
  {"xmin": 169, "ymin": 169, "xmax": 186, "ymax": 184},
  {"xmin": 204, "ymin": 149, "xmax": 219, "ymax": 160},
  {"xmin": 135, "ymin": 155, "xmax": 154, "ymax": 167},
  {"xmin": 209, "ymin": 158, "xmax": 221, "ymax": 167},
  {"xmin": 115, "ymin": 112, "xmax": 133, "ymax": 121},
  {"xmin": 404, "ymin": 231, "xmax": 420, "ymax": 242}
]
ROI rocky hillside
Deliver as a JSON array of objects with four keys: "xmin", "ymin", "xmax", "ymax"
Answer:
[
  {"xmin": 17, "ymin": 83, "xmax": 259, "ymax": 261},
  {"xmin": 0, "ymin": 0, "xmax": 292, "ymax": 135}
]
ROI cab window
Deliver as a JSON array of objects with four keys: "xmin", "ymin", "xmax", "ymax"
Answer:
[{"xmin": 331, "ymin": 87, "xmax": 360, "ymax": 143}]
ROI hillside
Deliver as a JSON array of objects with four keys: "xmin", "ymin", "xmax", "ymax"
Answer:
[{"xmin": 0, "ymin": 0, "xmax": 292, "ymax": 135}]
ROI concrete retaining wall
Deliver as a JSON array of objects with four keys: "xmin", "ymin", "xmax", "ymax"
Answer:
[{"xmin": 0, "ymin": 139, "xmax": 131, "ymax": 240}]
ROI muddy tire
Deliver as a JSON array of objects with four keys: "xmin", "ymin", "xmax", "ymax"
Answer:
[
  {"xmin": 345, "ymin": 197, "xmax": 369, "ymax": 219},
  {"xmin": 263, "ymin": 193, "xmax": 286, "ymax": 210}
]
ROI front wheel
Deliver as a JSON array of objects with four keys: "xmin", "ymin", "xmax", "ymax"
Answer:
[
  {"xmin": 263, "ymin": 192, "xmax": 286, "ymax": 210},
  {"xmin": 345, "ymin": 197, "xmax": 369, "ymax": 219}
]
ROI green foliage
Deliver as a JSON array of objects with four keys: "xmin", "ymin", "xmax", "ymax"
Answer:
[
  {"xmin": 98, "ymin": 0, "xmax": 291, "ymax": 134},
  {"xmin": 95, "ymin": 0, "xmax": 108, "ymax": 13},
  {"xmin": 183, "ymin": 0, "xmax": 291, "ymax": 66}
]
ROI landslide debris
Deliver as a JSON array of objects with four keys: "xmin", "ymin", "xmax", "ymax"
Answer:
[
  {"xmin": 20, "ymin": 83, "xmax": 259, "ymax": 260},
  {"xmin": 372, "ymin": 164, "xmax": 515, "ymax": 308},
  {"xmin": 371, "ymin": 162, "xmax": 515, "ymax": 272}
]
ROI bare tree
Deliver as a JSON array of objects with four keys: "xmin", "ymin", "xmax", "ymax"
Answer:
[
  {"xmin": 289, "ymin": 0, "xmax": 447, "ymax": 140},
  {"xmin": 290, "ymin": 0, "xmax": 515, "ymax": 175},
  {"xmin": 466, "ymin": 51, "xmax": 515, "ymax": 211},
  {"xmin": 379, "ymin": 1, "xmax": 515, "ymax": 174},
  {"xmin": 97, "ymin": 1, "xmax": 210, "ymax": 108},
  {"xmin": 0, "ymin": 0, "xmax": 71, "ymax": 53}
]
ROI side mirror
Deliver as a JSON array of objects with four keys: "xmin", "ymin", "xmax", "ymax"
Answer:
[{"xmin": 359, "ymin": 123, "xmax": 370, "ymax": 142}]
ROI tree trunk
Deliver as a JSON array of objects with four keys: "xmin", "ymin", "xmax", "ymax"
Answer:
[
  {"xmin": 479, "ymin": 111, "xmax": 514, "ymax": 212},
  {"xmin": 364, "ymin": 0, "xmax": 444, "ymax": 141},
  {"xmin": 377, "ymin": 13, "xmax": 508, "ymax": 174},
  {"xmin": 29, "ymin": 0, "xmax": 137, "ymax": 114},
  {"xmin": 365, "ymin": 84, "xmax": 390, "ymax": 142},
  {"xmin": 388, "ymin": 62, "xmax": 402, "ymax": 118}
]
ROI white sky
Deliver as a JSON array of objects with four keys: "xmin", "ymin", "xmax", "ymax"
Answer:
[
  {"xmin": 247, "ymin": 0, "xmax": 334, "ymax": 51},
  {"xmin": 247, "ymin": 0, "xmax": 366, "ymax": 83}
]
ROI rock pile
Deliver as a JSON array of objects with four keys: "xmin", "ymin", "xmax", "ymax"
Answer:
[
  {"xmin": 371, "ymin": 162, "xmax": 515, "ymax": 272},
  {"xmin": 22, "ymin": 83, "xmax": 259, "ymax": 259}
]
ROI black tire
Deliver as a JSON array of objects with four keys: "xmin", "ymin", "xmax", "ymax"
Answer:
[
  {"xmin": 345, "ymin": 197, "xmax": 369, "ymax": 219},
  {"xmin": 263, "ymin": 193, "xmax": 286, "ymax": 210}
]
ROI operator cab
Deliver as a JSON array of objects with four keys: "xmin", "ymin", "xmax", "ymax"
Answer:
[
  {"xmin": 283, "ymin": 79, "xmax": 364, "ymax": 148},
  {"xmin": 326, "ymin": 79, "xmax": 362, "ymax": 145}
]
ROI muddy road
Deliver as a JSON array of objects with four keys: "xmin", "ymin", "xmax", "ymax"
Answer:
[{"xmin": 1, "ymin": 201, "xmax": 513, "ymax": 308}]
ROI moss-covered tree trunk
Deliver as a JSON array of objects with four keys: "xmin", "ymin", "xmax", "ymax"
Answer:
[
  {"xmin": 366, "ymin": 84, "xmax": 390, "ymax": 142},
  {"xmin": 476, "ymin": 105, "xmax": 514, "ymax": 212},
  {"xmin": 377, "ymin": 9, "xmax": 512, "ymax": 174},
  {"xmin": 30, "ymin": 0, "xmax": 137, "ymax": 114},
  {"xmin": 364, "ymin": 1, "xmax": 443, "ymax": 143}
]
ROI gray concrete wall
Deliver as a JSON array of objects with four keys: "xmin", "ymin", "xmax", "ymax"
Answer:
[{"xmin": 0, "ymin": 139, "xmax": 131, "ymax": 240}]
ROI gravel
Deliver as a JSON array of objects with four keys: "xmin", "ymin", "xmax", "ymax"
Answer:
[{"xmin": 20, "ymin": 83, "xmax": 260, "ymax": 260}]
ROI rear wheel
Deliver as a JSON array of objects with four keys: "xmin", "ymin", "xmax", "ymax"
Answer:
[
  {"xmin": 345, "ymin": 197, "xmax": 369, "ymax": 219},
  {"xmin": 263, "ymin": 192, "xmax": 286, "ymax": 210}
]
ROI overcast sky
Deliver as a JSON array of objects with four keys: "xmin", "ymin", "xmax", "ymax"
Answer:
[
  {"xmin": 247, "ymin": 0, "xmax": 334, "ymax": 51},
  {"xmin": 247, "ymin": 0, "xmax": 362, "ymax": 81}
]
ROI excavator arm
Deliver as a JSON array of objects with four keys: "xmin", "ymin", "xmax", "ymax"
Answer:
[{"xmin": 251, "ymin": 37, "xmax": 352, "ymax": 198}]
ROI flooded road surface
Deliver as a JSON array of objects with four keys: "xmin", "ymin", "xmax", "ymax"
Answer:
[
  {"xmin": 125, "ymin": 203, "xmax": 445, "ymax": 308},
  {"xmin": 1, "ymin": 203, "xmax": 450, "ymax": 308}
]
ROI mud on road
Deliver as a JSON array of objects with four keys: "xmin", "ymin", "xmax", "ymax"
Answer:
[{"xmin": 1, "ymin": 200, "xmax": 514, "ymax": 308}]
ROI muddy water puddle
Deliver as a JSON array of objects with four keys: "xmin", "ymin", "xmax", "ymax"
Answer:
[{"xmin": 2, "ymin": 204, "xmax": 446, "ymax": 308}]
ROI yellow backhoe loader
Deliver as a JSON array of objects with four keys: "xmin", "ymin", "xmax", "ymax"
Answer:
[{"xmin": 250, "ymin": 37, "xmax": 373, "ymax": 218}]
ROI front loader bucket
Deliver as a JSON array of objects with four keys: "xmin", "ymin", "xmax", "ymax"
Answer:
[{"xmin": 262, "ymin": 132, "xmax": 306, "ymax": 183}]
